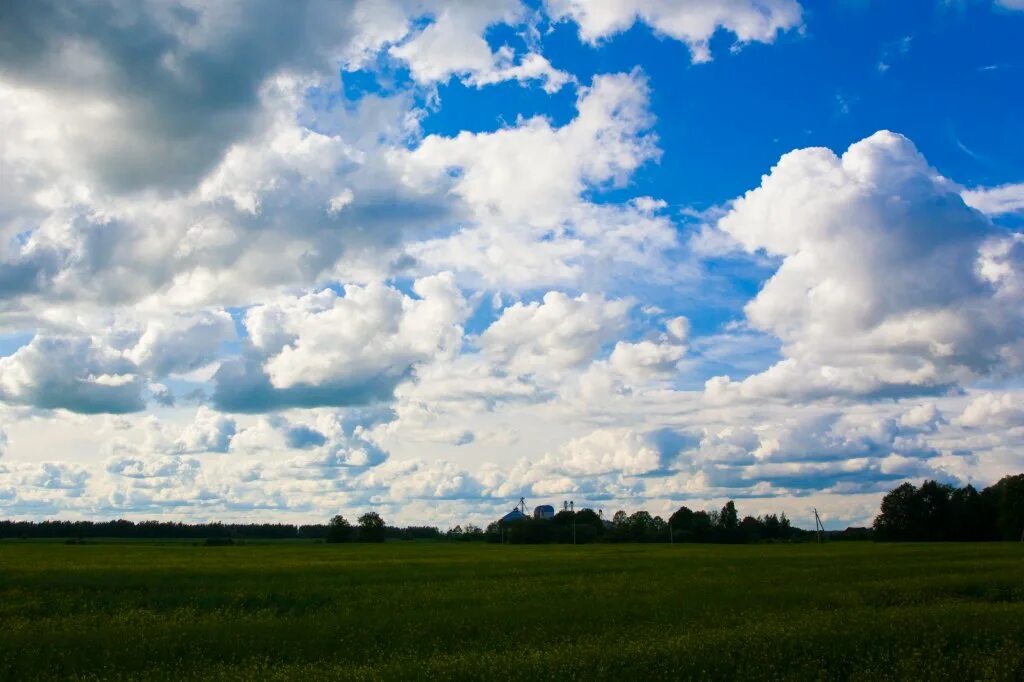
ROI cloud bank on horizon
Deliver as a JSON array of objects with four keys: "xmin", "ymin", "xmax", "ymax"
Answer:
[{"xmin": 1, "ymin": 0, "xmax": 1022, "ymax": 528}]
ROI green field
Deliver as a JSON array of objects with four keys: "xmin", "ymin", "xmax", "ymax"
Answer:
[{"xmin": 1, "ymin": 542, "xmax": 1023, "ymax": 680}]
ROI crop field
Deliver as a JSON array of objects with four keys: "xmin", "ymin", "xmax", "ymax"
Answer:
[{"xmin": 1, "ymin": 541, "xmax": 1023, "ymax": 680}]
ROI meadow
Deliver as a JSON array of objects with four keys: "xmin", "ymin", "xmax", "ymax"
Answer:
[{"xmin": 1, "ymin": 541, "xmax": 1022, "ymax": 680}]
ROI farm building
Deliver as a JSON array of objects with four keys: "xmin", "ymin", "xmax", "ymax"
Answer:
[
  {"xmin": 499, "ymin": 508, "xmax": 528, "ymax": 523},
  {"xmin": 533, "ymin": 505, "xmax": 555, "ymax": 520}
]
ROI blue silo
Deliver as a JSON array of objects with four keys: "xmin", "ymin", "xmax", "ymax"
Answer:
[{"xmin": 533, "ymin": 504, "xmax": 555, "ymax": 520}]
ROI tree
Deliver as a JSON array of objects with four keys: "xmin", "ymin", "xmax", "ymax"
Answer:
[
  {"xmin": 739, "ymin": 516, "xmax": 762, "ymax": 542},
  {"xmin": 573, "ymin": 508, "xmax": 605, "ymax": 542},
  {"xmin": 357, "ymin": 512, "xmax": 386, "ymax": 542},
  {"xmin": 691, "ymin": 510, "xmax": 713, "ymax": 541},
  {"xmin": 669, "ymin": 506, "xmax": 694, "ymax": 531},
  {"xmin": 325, "ymin": 515, "xmax": 353, "ymax": 543},
  {"xmin": 918, "ymin": 480, "xmax": 955, "ymax": 540},
  {"xmin": 948, "ymin": 484, "xmax": 989, "ymax": 541},
  {"xmin": 628, "ymin": 511, "xmax": 655, "ymax": 541},
  {"xmin": 779, "ymin": 512, "xmax": 792, "ymax": 540},
  {"xmin": 762, "ymin": 513, "xmax": 782, "ymax": 540},
  {"xmin": 668, "ymin": 506, "xmax": 696, "ymax": 542},
  {"xmin": 719, "ymin": 501, "xmax": 739, "ymax": 530},
  {"xmin": 983, "ymin": 474, "xmax": 1024, "ymax": 541},
  {"xmin": 873, "ymin": 482, "xmax": 925, "ymax": 541},
  {"xmin": 612, "ymin": 510, "xmax": 628, "ymax": 526}
]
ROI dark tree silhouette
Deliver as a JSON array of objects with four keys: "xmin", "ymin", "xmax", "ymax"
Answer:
[
  {"xmin": 719, "ymin": 501, "xmax": 739, "ymax": 531},
  {"xmin": 983, "ymin": 474, "xmax": 1024, "ymax": 541},
  {"xmin": 873, "ymin": 477, "xmax": 1024, "ymax": 541},
  {"xmin": 325, "ymin": 515, "xmax": 353, "ymax": 543},
  {"xmin": 357, "ymin": 512, "xmax": 387, "ymax": 542}
]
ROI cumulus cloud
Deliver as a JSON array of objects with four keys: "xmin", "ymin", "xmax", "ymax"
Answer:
[
  {"xmin": 962, "ymin": 182, "xmax": 1024, "ymax": 216},
  {"xmin": 480, "ymin": 292, "xmax": 632, "ymax": 375},
  {"xmin": 0, "ymin": 336, "xmax": 145, "ymax": 413},
  {"xmin": 390, "ymin": 2, "xmax": 572, "ymax": 92},
  {"xmin": 175, "ymin": 407, "xmax": 237, "ymax": 454},
  {"xmin": 403, "ymin": 73, "xmax": 681, "ymax": 291},
  {"xmin": 608, "ymin": 319, "xmax": 689, "ymax": 384},
  {"xmin": 213, "ymin": 274, "xmax": 467, "ymax": 412},
  {"xmin": 545, "ymin": 0, "xmax": 803, "ymax": 62},
  {"xmin": 550, "ymin": 428, "xmax": 665, "ymax": 476},
  {"xmin": 706, "ymin": 131, "xmax": 1024, "ymax": 402},
  {"xmin": 106, "ymin": 454, "xmax": 200, "ymax": 480},
  {"xmin": 0, "ymin": 1, "xmax": 580, "ymax": 312},
  {"xmin": 956, "ymin": 392, "xmax": 1024, "ymax": 428},
  {"xmin": 0, "ymin": 0, "xmax": 565, "ymax": 199},
  {"xmin": 125, "ymin": 311, "xmax": 234, "ymax": 378}
]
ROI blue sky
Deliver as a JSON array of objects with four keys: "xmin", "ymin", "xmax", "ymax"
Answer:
[{"xmin": 0, "ymin": 0, "xmax": 1022, "ymax": 528}]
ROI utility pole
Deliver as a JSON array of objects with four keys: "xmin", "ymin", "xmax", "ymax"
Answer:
[
  {"xmin": 813, "ymin": 508, "xmax": 825, "ymax": 544},
  {"xmin": 571, "ymin": 500, "xmax": 576, "ymax": 545}
]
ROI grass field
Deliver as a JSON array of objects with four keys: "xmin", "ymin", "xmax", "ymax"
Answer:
[{"xmin": 1, "ymin": 541, "xmax": 1023, "ymax": 680}]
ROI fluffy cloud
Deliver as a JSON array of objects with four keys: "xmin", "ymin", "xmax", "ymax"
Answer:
[
  {"xmin": 175, "ymin": 407, "xmax": 237, "ymax": 454},
  {"xmin": 706, "ymin": 131, "xmax": 1024, "ymax": 402},
  {"xmin": 403, "ymin": 72, "xmax": 656, "ymax": 228},
  {"xmin": 0, "ymin": 336, "xmax": 145, "ymax": 414},
  {"xmin": 389, "ymin": 2, "xmax": 572, "ymax": 92},
  {"xmin": 545, "ymin": 0, "xmax": 803, "ymax": 62},
  {"xmin": 956, "ymin": 392, "xmax": 1024, "ymax": 429},
  {"xmin": 403, "ymin": 73, "xmax": 681, "ymax": 291},
  {"xmin": 550, "ymin": 428, "xmax": 665, "ymax": 476},
  {"xmin": 0, "ymin": 0, "xmax": 565, "ymax": 200},
  {"xmin": 0, "ymin": 307, "xmax": 238, "ymax": 414},
  {"xmin": 608, "ymin": 318, "xmax": 688, "ymax": 383},
  {"xmin": 124, "ymin": 311, "xmax": 234, "ymax": 378},
  {"xmin": 0, "ymin": 2, "xmax": 580, "ymax": 312},
  {"xmin": 480, "ymin": 292, "xmax": 632, "ymax": 375},
  {"xmin": 962, "ymin": 182, "xmax": 1024, "ymax": 216},
  {"xmin": 213, "ymin": 274, "xmax": 467, "ymax": 412},
  {"xmin": 106, "ymin": 454, "xmax": 200, "ymax": 481}
]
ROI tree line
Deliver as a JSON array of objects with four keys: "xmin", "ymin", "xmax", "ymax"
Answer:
[
  {"xmin": 477, "ymin": 501, "xmax": 810, "ymax": 544},
  {"xmin": 872, "ymin": 474, "xmax": 1024, "ymax": 541},
  {"xmin": 5, "ymin": 473, "xmax": 1022, "ymax": 544},
  {"xmin": 0, "ymin": 517, "xmax": 442, "ymax": 541}
]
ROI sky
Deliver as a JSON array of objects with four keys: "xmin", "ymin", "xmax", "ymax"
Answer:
[{"xmin": 1, "ymin": 0, "xmax": 1023, "ymax": 530}]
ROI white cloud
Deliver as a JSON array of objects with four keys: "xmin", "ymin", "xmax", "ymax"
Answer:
[
  {"xmin": 106, "ymin": 454, "xmax": 200, "ymax": 480},
  {"xmin": 125, "ymin": 311, "xmax": 235, "ymax": 378},
  {"xmin": 206, "ymin": 274, "xmax": 469, "ymax": 412},
  {"xmin": 402, "ymin": 72, "xmax": 657, "ymax": 228},
  {"xmin": 706, "ymin": 131, "xmax": 1024, "ymax": 402},
  {"xmin": 262, "ymin": 274, "xmax": 466, "ymax": 389},
  {"xmin": 389, "ymin": 2, "xmax": 572, "ymax": 92},
  {"xmin": 401, "ymin": 73, "xmax": 682, "ymax": 291},
  {"xmin": 962, "ymin": 182, "xmax": 1024, "ymax": 216},
  {"xmin": 609, "ymin": 340, "xmax": 685, "ymax": 383},
  {"xmin": 549, "ymin": 428, "xmax": 664, "ymax": 476},
  {"xmin": 956, "ymin": 392, "xmax": 1024, "ymax": 428},
  {"xmin": 175, "ymin": 407, "xmax": 237, "ymax": 454},
  {"xmin": 899, "ymin": 403, "xmax": 944, "ymax": 432},
  {"xmin": 480, "ymin": 292, "xmax": 632, "ymax": 375},
  {"xmin": 545, "ymin": 0, "xmax": 803, "ymax": 62},
  {"xmin": 0, "ymin": 336, "xmax": 145, "ymax": 414}
]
